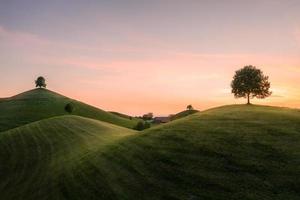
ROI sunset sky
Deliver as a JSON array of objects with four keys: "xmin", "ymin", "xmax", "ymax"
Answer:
[{"xmin": 1, "ymin": 0, "xmax": 300, "ymax": 116}]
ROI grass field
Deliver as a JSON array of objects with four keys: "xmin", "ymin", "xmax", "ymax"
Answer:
[
  {"xmin": 0, "ymin": 105, "xmax": 299, "ymax": 199},
  {"xmin": 0, "ymin": 88, "xmax": 137, "ymax": 131}
]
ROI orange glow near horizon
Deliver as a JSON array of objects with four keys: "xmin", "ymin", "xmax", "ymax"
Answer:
[{"xmin": 2, "ymin": 52, "xmax": 299, "ymax": 116}]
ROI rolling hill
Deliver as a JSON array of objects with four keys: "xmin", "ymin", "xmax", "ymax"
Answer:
[
  {"xmin": 109, "ymin": 111, "xmax": 133, "ymax": 119},
  {"xmin": 109, "ymin": 111, "xmax": 140, "ymax": 122},
  {"xmin": 0, "ymin": 105, "xmax": 299, "ymax": 199},
  {"xmin": 170, "ymin": 109, "xmax": 199, "ymax": 121},
  {"xmin": 0, "ymin": 88, "xmax": 137, "ymax": 131},
  {"xmin": 0, "ymin": 115, "xmax": 136, "ymax": 199}
]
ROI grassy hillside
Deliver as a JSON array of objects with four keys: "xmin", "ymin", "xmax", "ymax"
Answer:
[
  {"xmin": 171, "ymin": 109, "xmax": 199, "ymax": 121},
  {"xmin": 0, "ymin": 98, "xmax": 8, "ymax": 101},
  {"xmin": 0, "ymin": 115, "xmax": 136, "ymax": 199},
  {"xmin": 71, "ymin": 105, "xmax": 300, "ymax": 200},
  {"xmin": 109, "ymin": 111, "xmax": 140, "ymax": 122},
  {"xmin": 0, "ymin": 88, "xmax": 137, "ymax": 131},
  {"xmin": 0, "ymin": 105, "xmax": 300, "ymax": 199},
  {"xmin": 109, "ymin": 111, "xmax": 132, "ymax": 119}
]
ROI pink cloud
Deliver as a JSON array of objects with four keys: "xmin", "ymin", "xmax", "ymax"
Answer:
[{"xmin": 0, "ymin": 26, "xmax": 51, "ymax": 47}]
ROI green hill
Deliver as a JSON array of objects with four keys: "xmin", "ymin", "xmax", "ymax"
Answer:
[
  {"xmin": 0, "ymin": 115, "xmax": 136, "ymax": 199},
  {"xmin": 171, "ymin": 109, "xmax": 199, "ymax": 121},
  {"xmin": 109, "ymin": 111, "xmax": 132, "ymax": 119},
  {"xmin": 109, "ymin": 111, "xmax": 140, "ymax": 121},
  {"xmin": 0, "ymin": 88, "xmax": 137, "ymax": 131},
  {"xmin": 0, "ymin": 105, "xmax": 300, "ymax": 199}
]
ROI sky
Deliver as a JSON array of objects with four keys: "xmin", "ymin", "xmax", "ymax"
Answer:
[{"xmin": 0, "ymin": 0, "xmax": 300, "ymax": 116}]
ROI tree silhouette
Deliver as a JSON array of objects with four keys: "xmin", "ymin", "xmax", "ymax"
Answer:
[
  {"xmin": 35, "ymin": 76, "xmax": 47, "ymax": 88},
  {"xmin": 135, "ymin": 121, "xmax": 145, "ymax": 131},
  {"xmin": 134, "ymin": 121, "xmax": 151, "ymax": 131},
  {"xmin": 186, "ymin": 105, "xmax": 193, "ymax": 110},
  {"xmin": 231, "ymin": 65, "xmax": 271, "ymax": 104},
  {"xmin": 65, "ymin": 103, "xmax": 74, "ymax": 114},
  {"xmin": 142, "ymin": 113, "xmax": 153, "ymax": 120}
]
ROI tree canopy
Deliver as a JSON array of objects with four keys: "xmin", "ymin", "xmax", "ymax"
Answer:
[
  {"xmin": 186, "ymin": 105, "xmax": 193, "ymax": 110},
  {"xmin": 35, "ymin": 76, "xmax": 47, "ymax": 88},
  {"xmin": 231, "ymin": 65, "xmax": 271, "ymax": 104},
  {"xmin": 142, "ymin": 113, "xmax": 153, "ymax": 120},
  {"xmin": 65, "ymin": 103, "xmax": 74, "ymax": 114}
]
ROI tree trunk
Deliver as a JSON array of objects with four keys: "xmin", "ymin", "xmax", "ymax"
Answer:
[{"xmin": 247, "ymin": 93, "xmax": 250, "ymax": 105}]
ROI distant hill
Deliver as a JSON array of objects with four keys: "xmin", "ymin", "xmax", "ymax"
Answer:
[
  {"xmin": 170, "ymin": 109, "xmax": 199, "ymax": 120},
  {"xmin": 109, "ymin": 111, "xmax": 139, "ymax": 121},
  {"xmin": 0, "ymin": 88, "xmax": 137, "ymax": 131},
  {"xmin": 0, "ymin": 98, "xmax": 8, "ymax": 102},
  {"xmin": 1, "ymin": 105, "xmax": 300, "ymax": 199},
  {"xmin": 109, "ymin": 111, "xmax": 131, "ymax": 119}
]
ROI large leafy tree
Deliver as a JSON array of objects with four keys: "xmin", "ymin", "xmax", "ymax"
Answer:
[
  {"xmin": 35, "ymin": 76, "xmax": 47, "ymax": 88},
  {"xmin": 231, "ymin": 65, "xmax": 271, "ymax": 104}
]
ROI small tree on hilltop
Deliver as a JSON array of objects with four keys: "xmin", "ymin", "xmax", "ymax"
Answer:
[
  {"xmin": 231, "ymin": 65, "xmax": 271, "ymax": 104},
  {"xmin": 187, "ymin": 105, "xmax": 193, "ymax": 110},
  {"xmin": 65, "ymin": 103, "xmax": 74, "ymax": 114},
  {"xmin": 35, "ymin": 76, "xmax": 47, "ymax": 88}
]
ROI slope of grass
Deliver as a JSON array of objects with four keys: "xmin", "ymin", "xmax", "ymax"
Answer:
[
  {"xmin": 171, "ymin": 109, "xmax": 199, "ymax": 121},
  {"xmin": 0, "ymin": 98, "xmax": 8, "ymax": 101},
  {"xmin": 0, "ymin": 105, "xmax": 300, "ymax": 199},
  {"xmin": 109, "ymin": 111, "xmax": 132, "ymax": 119},
  {"xmin": 76, "ymin": 105, "xmax": 300, "ymax": 200},
  {"xmin": 0, "ymin": 88, "xmax": 137, "ymax": 131},
  {"xmin": 0, "ymin": 115, "xmax": 136, "ymax": 199},
  {"xmin": 109, "ymin": 111, "xmax": 140, "ymax": 122}
]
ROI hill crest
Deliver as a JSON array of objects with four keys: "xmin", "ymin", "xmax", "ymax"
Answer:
[{"xmin": 0, "ymin": 88, "xmax": 137, "ymax": 131}]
